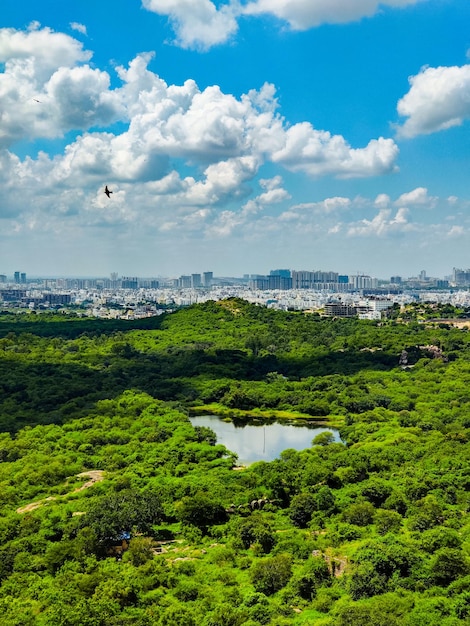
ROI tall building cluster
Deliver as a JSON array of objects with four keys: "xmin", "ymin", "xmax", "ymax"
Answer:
[
  {"xmin": 1, "ymin": 266, "xmax": 468, "ymax": 293},
  {"xmin": 13, "ymin": 272, "xmax": 27, "ymax": 284},
  {"xmin": 175, "ymin": 272, "xmax": 213, "ymax": 289},
  {"xmin": 248, "ymin": 269, "xmax": 377, "ymax": 292},
  {"xmin": 453, "ymin": 267, "xmax": 470, "ymax": 286}
]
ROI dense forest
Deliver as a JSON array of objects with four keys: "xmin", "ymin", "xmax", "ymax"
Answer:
[{"xmin": 0, "ymin": 299, "xmax": 469, "ymax": 625}]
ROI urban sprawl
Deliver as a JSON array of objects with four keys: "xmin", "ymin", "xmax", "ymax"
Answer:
[{"xmin": 2, "ymin": 268, "xmax": 470, "ymax": 320}]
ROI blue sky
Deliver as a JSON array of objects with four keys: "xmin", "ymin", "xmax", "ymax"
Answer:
[{"xmin": 1, "ymin": 0, "xmax": 470, "ymax": 279}]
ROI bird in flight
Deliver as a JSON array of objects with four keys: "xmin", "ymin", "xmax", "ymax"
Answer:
[
  {"xmin": 104, "ymin": 186, "xmax": 113, "ymax": 198},
  {"xmin": 32, "ymin": 98, "xmax": 42, "ymax": 103}
]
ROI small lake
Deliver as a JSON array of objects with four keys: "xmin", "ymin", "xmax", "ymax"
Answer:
[{"xmin": 189, "ymin": 415, "xmax": 341, "ymax": 465}]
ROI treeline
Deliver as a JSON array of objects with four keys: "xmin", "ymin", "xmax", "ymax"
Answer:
[
  {"xmin": 0, "ymin": 299, "xmax": 467, "ymax": 431},
  {"xmin": 0, "ymin": 300, "xmax": 468, "ymax": 624},
  {"xmin": 0, "ymin": 310, "xmax": 165, "ymax": 338}
]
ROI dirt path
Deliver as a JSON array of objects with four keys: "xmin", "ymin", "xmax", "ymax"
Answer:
[
  {"xmin": 73, "ymin": 470, "xmax": 105, "ymax": 492},
  {"xmin": 16, "ymin": 470, "xmax": 105, "ymax": 514}
]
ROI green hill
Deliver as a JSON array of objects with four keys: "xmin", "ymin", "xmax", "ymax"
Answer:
[{"xmin": 0, "ymin": 300, "xmax": 468, "ymax": 624}]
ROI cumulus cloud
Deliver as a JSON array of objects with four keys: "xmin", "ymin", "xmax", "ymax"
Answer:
[
  {"xmin": 242, "ymin": 176, "xmax": 291, "ymax": 214},
  {"xmin": 396, "ymin": 64, "xmax": 470, "ymax": 137},
  {"xmin": 204, "ymin": 177, "xmax": 290, "ymax": 237},
  {"xmin": 447, "ymin": 225, "xmax": 465, "ymax": 237},
  {"xmin": 1, "ymin": 25, "xmax": 397, "ymax": 187},
  {"xmin": 289, "ymin": 197, "xmax": 351, "ymax": 214},
  {"xmin": 183, "ymin": 156, "xmax": 259, "ymax": 205},
  {"xmin": 274, "ymin": 187, "xmax": 456, "ymax": 241},
  {"xmin": 347, "ymin": 207, "xmax": 413, "ymax": 237},
  {"xmin": 142, "ymin": 0, "xmax": 429, "ymax": 49},
  {"xmin": 0, "ymin": 26, "xmax": 122, "ymax": 146},
  {"xmin": 46, "ymin": 65, "xmax": 123, "ymax": 129},
  {"xmin": 70, "ymin": 22, "xmax": 87, "ymax": 36},
  {"xmin": 0, "ymin": 24, "xmax": 90, "ymax": 79},
  {"xmin": 241, "ymin": 0, "xmax": 428, "ymax": 30},
  {"xmin": 0, "ymin": 24, "xmax": 403, "ymax": 246},
  {"xmin": 127, "ymin": 83, "xmax": 253, "ymax": 161},
  {"xmin": 395, "ymin": 187, "xmax": 437, "ymax": 208},
  {"xmin": 374, "ymin": 193, "xmax": 391, "ymax": 208},
  {"xmin": 206, "ymin": 209, "xmax": 244, "ymax": 236},
  {"xmin": 271, "ymin": 123, "xmax": 398, "ymax": 178},
  {"xmin": 142, "ymin": 0, "xmax": 238, "ymax": 50}
]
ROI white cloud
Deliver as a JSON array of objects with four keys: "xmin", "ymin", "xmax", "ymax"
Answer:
[
  {"xmin": 274, "ymin": 188, "xmax": 456, "ymax": 242},
  {"xmin": 70, "ymin": 22, "xmax": 87, "ymax": 36},
  {"xmin": 271, "ymin": 123, "xmax": 398, "ymax": 178},
  {"xmin": 184, "ymin": 156, "xmax": 259, "ymax": 205},
  {"xmin": 320, "ymin": 197, "xmax": 352, "ymax": 213},
  {"xmin": 142, "ymin": 0, "xmax": 429, "ymax": 49},
  {"xmin": 256, "ymin": 186, "xmax": 290, "ymax": 204},
  {"xmin": 447, "ymin": 225, "xmax": 465, "ymax": 237},
  {"xmin": 374, "ymin": 193, "xmax": 391, "ymax": 208},
  {"xmin": 0, "ymin": 24, "xmax": 404, "ymax": 248},
  {"xmin": 396, "ymin": 64, "xmax": 470, "ymax": 137},
  {"xmin": 142, "ymin": 0, "xmax": 238, "ymax": 50},
  {"xmin": 0, "ymin": 26, "xmax": 121, "ymax": 146},
  {"xmin": 134, "ymin": 83, "xmax": 251, "ymax": 160},
  {"xmin": 395, "ymin": 187, "xmax": 437, "ymax": 208},
  {"xmin": 0, "ymin": 27, "xmax": 399, "ymax": 185},
  {"xmin": 45, "ymin": 65, "xmax": 124, "ymax": 129},
  {"xmin": 289, "ymin": 197, "xmax": 351, "ymax": 214},
  {"xmin": 328, "ymin": 223, "xmax": 342, "ymax": 234},
  {"xmin": 241, "ymin": 0, "xmax": 428, "ymax": 30},
  {"xmin": 0, "ymin": 24, "xmax": 90, "ymax": 80},
  {"xmin": 242, "ymin": 176, "xmax": 290, "ymax": 214},
  {"xmin": 206, "ymin": 209, "xmax": 244, "ymax": 236},
  {"xmin": 259, "ymin": 175, "xmax": 283, "ymax": 191},
  {"xmin": 347, "ymin": 207, "xmax": 413, "ymax": 237}
]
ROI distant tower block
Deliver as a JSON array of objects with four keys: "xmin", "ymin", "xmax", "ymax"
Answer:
[
  {"xmin": 191, "ymin": 274, "xmax": 202, "ymax": 288},
  {"xmin": 203, "ymin": 271, "xmax": 213, "ymax": 287}
]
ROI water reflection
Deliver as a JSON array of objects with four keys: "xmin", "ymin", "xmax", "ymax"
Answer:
[{"xmin": 189, "ymin": 415, "xmax": 340, "ymax": 465}]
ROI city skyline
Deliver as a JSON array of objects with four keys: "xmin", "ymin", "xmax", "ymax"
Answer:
[
  {"xmin": 1, "ymin": 1, "xmax": 470, "ymax": 276},
  {"xmin": 2, "ymin": 265, "xmax": 469, "ymax": 284}
]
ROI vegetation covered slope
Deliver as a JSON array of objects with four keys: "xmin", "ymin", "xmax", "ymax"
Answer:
[{"xmin": 0, "ymin": 300, "xmax": 468, "ymax": 625}]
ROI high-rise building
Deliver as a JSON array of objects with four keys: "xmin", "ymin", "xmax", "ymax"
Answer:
[
  {"xmin": 249, "ymin": 277, "xmax": 270, "ymax": 290},
  {"xmin": 270, "ymin": 269, "xmax": 291, "ymax": 278},
  {"xmin": 351, "ymin": 274, "xmax": 377, "ymax": 290},
  {"xmin": 191, "ymin": 274, "xmax": 202, "ymax": 288},
  {"xmin": 43, "ymin": 293, "xmax": 72, "ymax": 305},
  {"xmin": 178, "ymin": 275, "xmax": 191, "ymax": 288},
  {"xmin": 313, "ymin": 271, "xmax": 338, "ymax": 283},
  {"xmin": 14, "ymin": 271, "xmax": 20, "ymax": 284},
  {"xmin": 291, "ymin": 271, "xmax": 314, "ymax": 289},
  {"xmin": 203, "ymin": 271, "xmax": 213, "ymax": 287},
  {"xmin": 249, "ymin": 274, "xmax": 292, "ymax": 290},
  {"xmin": 291, "ymin": 270, "xmax": 339, "ymax": 289},
  {"xmin": 121, "ymin": 277, "xmax": 138, "ymax": 289},
  {"xmin": 452, "ymin": 268, "xmax": 470, "ymax": 285}
]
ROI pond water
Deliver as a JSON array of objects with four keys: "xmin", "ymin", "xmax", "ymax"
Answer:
[{"xmin": 189, "ymin": 415, "xmax": 341, "ymax": 465}]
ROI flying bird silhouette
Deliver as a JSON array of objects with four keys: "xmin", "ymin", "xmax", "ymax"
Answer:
[{"xmin": 104, "ymin": 186, "xmax": 113, "ymax": 198}]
